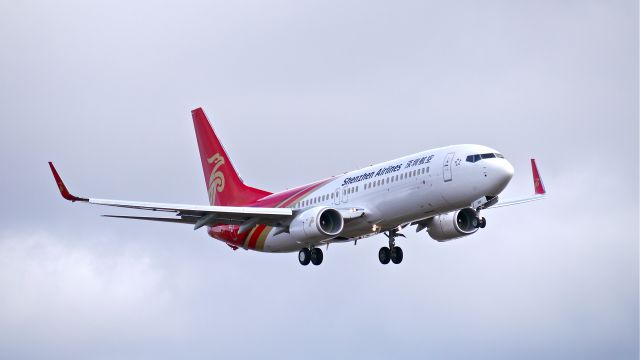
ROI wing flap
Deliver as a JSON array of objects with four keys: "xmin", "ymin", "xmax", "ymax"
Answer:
[
  {"xmin": 89, "ymin": 198, "xmax": 292, "ymax": 218},
  {"xmin": 49, "ymin": 162, "xmax": 293, "ymax": 229},
  {"xmin": 102, "ymin": 215, "xmax": 199, "ymax": 224}
]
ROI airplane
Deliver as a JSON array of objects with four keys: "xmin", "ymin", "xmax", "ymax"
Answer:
[{"xmin": 49, "ymin": 107, "xmax": 547, "ymax": 266}]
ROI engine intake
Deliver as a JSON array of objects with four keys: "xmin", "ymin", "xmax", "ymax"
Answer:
[
  {"xmin": 426, "ymin": 208, "xmax": 479, "ymax": 242},
  {"xmin": 289, "ymin": 207, "xmax": 344, "ymax": 244}
]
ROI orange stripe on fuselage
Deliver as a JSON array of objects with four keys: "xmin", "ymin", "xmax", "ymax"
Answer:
[{"xmin": 255, "ymin": 226, "xmax": 272, "ymax": 251}]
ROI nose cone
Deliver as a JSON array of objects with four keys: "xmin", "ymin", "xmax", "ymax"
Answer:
[{"xmin": 487, "ymin": 160, "xmax": 514, "ymax": 196}]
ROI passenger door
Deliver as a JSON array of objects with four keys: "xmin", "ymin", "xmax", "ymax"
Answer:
[
  {"xmin": 443, "ymin": 152, "xmax": 455, "ymax": 182},
  {"xmin": 341, "ymin": 187, "xmax": 349, "ymax": 203}
]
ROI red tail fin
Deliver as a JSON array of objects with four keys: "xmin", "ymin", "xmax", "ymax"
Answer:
[{"xmin": 192, "ymin": 108, "xmax": 271, "ymax": 206}]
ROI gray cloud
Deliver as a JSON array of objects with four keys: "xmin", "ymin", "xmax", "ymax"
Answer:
[{"xmin": 0, "ymin": 0, "xmax": 637, "ymax": 359}]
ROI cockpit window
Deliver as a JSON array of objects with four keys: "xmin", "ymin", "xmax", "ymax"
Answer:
[
  {"xmin": 466, "ymin": 154, "xmax": 481, "ymax": 163},
  {"xmin": 467, "ymin": 153, "xmax": 504, "ymax": 162}
]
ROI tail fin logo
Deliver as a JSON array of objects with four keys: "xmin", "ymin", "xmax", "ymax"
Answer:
[{"xmin": 207, "ymin": 153, "xmax": 226, "ymax": 204}]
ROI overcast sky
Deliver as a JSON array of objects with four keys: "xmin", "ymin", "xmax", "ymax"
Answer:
[{"xmin": 0, "ymin": 1, "xmax": 638, "ymax": 359}]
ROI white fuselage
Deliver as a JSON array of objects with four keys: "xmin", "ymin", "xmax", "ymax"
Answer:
[{"xmin": 262, "ymin": 144, "xmax": 514, "ymax": 252}]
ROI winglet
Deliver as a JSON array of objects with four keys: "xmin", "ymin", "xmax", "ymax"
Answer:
[
  {"xmin": 48, "ymin": 162, "xmax": 88, "ymax": 202},
  {"xmin": 531, "ymin": 159, "xmax": 546, "ymax": 195}
]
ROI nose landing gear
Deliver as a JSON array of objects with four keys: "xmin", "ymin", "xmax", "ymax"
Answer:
[
  {"xmin": 473, "ymin": 212, "xmax": 487, "ymax": 229},
  {"xmin": 379, "ymin": 229, "xmax": 405, "ymax": 265}
]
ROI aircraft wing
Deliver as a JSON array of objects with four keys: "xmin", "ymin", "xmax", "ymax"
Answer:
[
  {"xmin": 485, "ymin": 159, "xmax": 547, "ymax": 209},
  {"xmin": 48, "ymin": 162, "xmax": 292, "ymax": 230}
]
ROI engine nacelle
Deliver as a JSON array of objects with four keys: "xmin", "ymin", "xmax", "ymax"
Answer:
[
  {"xmin": 289, "ymin": 207, "xmax": 344, "ymax": 244},
  {"xmin": 426, "ymin": 208, "xmax": 479, "ymax": 242}
]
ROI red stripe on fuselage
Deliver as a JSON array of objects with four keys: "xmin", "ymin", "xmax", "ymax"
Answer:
[
  {"xmin": 208, "ymin": 178, "xmax": 334, "ymax": 249},
  {"xmin": 247, "ymin": 224, "xmax": 266, "ymax": 249}
]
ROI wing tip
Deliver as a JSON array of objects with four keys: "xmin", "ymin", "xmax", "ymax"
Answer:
[
  {"xmin": 48, "ymin": 162, "xmax": 88, "ymax": 202},
  {"xmin": 191, "ymin": 107, "xmax": 205, "ymax": 118},
  {"xmin": 530, "ymin": 159, "xmax": 546, "ymax": 195}
]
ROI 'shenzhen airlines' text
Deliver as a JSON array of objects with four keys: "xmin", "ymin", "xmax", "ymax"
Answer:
[{"xmin": 341, "ymin": 155, "xmax": 435, "ymax": 186}]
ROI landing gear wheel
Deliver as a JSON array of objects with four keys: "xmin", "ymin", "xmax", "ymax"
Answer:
[
  {"xmin": 298, "ymin": 248, "xmax": 311, "ymax": 266},
  {"xmin": 479, "ymin": 217, "xmax": 487, "ymax": 228},
  {"xmin": 378, "ymin": 247, "xmax": 391, "ymax": 264},
  {"xmin": 311, "ymin": 248, "xmax": 323, "ymax": 265},
  {"xmin": 391, "ymin": 246, "xmax": 403, "ymax": 264}
]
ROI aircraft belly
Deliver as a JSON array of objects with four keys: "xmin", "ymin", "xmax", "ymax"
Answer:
[{"xmin": 261, "ymin": 231, "xmax": 299, "ymax": 253}]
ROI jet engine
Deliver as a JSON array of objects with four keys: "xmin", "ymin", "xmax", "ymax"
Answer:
[
  {"xmin": 289, "ymin": 207, "xmax": 344, "ymax": 244},
  {"xmin": 426, "ymin": 208, "xmax": 479, "ymax": 242}
]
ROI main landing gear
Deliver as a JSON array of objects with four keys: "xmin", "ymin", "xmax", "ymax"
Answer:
[
  {"xmin": 379, "ymin": 229, "xmax": 404, "ymax": 265},
  {"xmin": 298, "ymin": 247, "xmax": 323, "ymax": 266}
]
